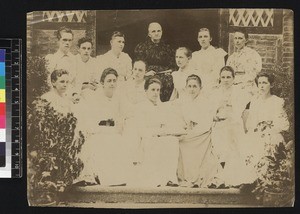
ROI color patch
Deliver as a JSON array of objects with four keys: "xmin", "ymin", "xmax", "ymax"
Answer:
[
  {"xmin": 0, "ymin": 76, "xmax": 4, "ymax": 88},
  {"xmin": 0, "ymin": 89, "xmax": 5, "ymax": 102},
  {"xmin": 0, "ymin": 129, "xmax": 5, "ymax": 142},
  {"xmin": 0, "ymin": 62, "xmax": 4, "ymax": 76},
  {"xmin": 0, "ymin": 103, "xmax": 4, "ymax": 115},
  {"xmin": 0, "ymin": 49, "xmax": 4, "ymax": 62},
  {"xmin": 0, "ymin": 116, "xmax": 5, "ymax": 128}
]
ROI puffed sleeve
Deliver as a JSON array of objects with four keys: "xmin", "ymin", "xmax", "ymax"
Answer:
[
  {"xmin": 272, "ymin": 97, "xmax": 289, "ymax": 133},
  {"xmin": 212, "ymin": 48, "xmax": 227, "ymax": 84},
  {"xmin": 95, "ymin": 55, "xmax": 105, "ymax": 83},
  {"xmin": 244, "ymin": 48, "xmax": 262, "ymax": 82},
  {"xmin": 44, "ymin": 54, "xmax": 55, "ymax": 73},
  {"xmin": 125, "ymin": 53, "xmax": 133, "ymax": 79}
]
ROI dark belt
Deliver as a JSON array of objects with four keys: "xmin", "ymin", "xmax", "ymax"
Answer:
[{"xmin": 98, "ymin": 120, "xmax": 115, "ymax": 127}]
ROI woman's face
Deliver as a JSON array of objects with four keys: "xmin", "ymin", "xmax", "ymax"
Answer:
[
  {"xmin": 148, "ymin": 23, "xmax": 162, "ymax": 43},
  {"xmin": 52, "ymin": 74, "xmax": 69, "ymax": 95},
  {"xmin": 186, "ymin": 79, "xmax": 201, "ymax": 99},
  {"xmin": 110, "ymin": 36, "xmax": 125, "ymax": 53},
  {"xmin": 102, "ymin": 74, "xmax": 118, "ymax": 98},
  {"xmin": 176, "ymin": 49, "xmax": 189, "ymax": 69},
  {"xmin": 257, "ymin": 76, "xmax": 271, "ymax": 96},
  {"xmin": 146, "ymin": 83, "xmax": 161, "ymax": 104},
  {"xmin": 79, "ymin": 41, "xmax": 92, "ymax": 61},
  {"xmin": 220, "ymin": 70, "xmax": 234, "ymax": 88},
  {"xmin": 133, "ymin": 61, "xmax": 146, "ymax": 82},
  {"xmin": 198, "ymin": 30, "xmax": 212, "ymax": 50},
  {"xmin": 233, "ymin": 32, "xmax": 247, "ymax": 50}
]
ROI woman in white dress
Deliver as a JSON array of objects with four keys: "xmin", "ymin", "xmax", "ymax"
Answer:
[
  {"xmin": 243, "ymin": 72, "xmax": 289, "ymax": 175},
  {"xmin": 226, "ymin": 29, "xmax": 262, "ymax": 95},
  {"xmin": 77, "ymin": 68, "xmax": 130, "ymax": 186},
  {"xmin": 210, "ymin": 66, "xmax": 253, "ymax": 187},
  {"xmin": 131, "ymin": 77, "xmax": 181, "ymax": 187},
  {"xmin": 121, "ymin": 60, "xmax": 148, "ymax": 163},
  {"xmin": 177, "ymin": 74, "xmax": 218, "ymax": 188},
  {"xmin": 191, "ymin": 28, "xmax": 227, "ymax": 92},
  {"xmin": 40, "ymin": 69, "xmax": 72, "ymax": 115},
  {"xmin": 170, "ymin": 47, "xmax": 196, "ymax": 100}
]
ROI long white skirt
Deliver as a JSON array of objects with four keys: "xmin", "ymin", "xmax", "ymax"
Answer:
[
  {"xmin": 129, "ymin": 136, "xmax": 179, "ymax": 187},
  {"xmin": 78, "ymin": 131, "xmax": 131, "ymax": 186}
]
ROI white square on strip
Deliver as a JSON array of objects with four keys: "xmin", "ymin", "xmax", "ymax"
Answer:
[{"xmin": 0, "ymin": 129, "xmax": 5, "ymax": 141}]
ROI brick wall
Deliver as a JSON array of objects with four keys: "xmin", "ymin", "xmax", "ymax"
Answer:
[
  {"xmin": 27, "ymin": 12, "xmax": 33, "ymax": 56},
  {"xmin": 282, "ymin": 10, "xmax": 294, "ymax": 70}
]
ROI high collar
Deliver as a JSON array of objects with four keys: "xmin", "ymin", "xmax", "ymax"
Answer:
[
  {"xmin": 56, "ymin": 49, "xmax": 72, "ymax": 58},
  {"xmin": 107, "ymin": 50, "xmax": 123, "ymax": 59},
  {"xmin": 146, "ymin": 97, "xmax": 161, "ymax": 107},
  {"xmin": 76, "ymin": 53, "xmax": 90, "ymax": 63},
  {"xmin": 200, "ymin": 45, "xmax": 214, "ymax": 52}
]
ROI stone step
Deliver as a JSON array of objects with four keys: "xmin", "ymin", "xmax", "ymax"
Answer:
[{"xmin": 61, "ymin": 186, "xmax": 260, "ymax": 208}]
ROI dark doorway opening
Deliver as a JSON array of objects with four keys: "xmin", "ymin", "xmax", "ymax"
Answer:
[{"xmin": 96, "ymin": 9, "xmax": 221, "ymax": 59}]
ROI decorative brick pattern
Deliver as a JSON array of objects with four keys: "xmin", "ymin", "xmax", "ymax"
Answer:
[
  {"xmin": 43, "ymin": 11, "xmax": 88, "ymax": 23},
  {"xmin": 229, "ymin": 9, "xmax": 274, "ymax": 27}
]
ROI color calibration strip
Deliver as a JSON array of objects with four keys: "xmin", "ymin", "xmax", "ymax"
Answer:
[
  {"xmin": 0, "ymin": 39, "xmax": 22, "ymax": 178},
  {"xmin": 0, "ymin": 49, "xmax": 5, "ymax": 167}
]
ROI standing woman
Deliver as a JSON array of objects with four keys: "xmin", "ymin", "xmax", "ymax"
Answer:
[
  {"xmin": 226, "ymin": 29, "xmax": 262, "ymax": 94},
  {"xmin": 210, "ymin": 66, "xmax": 252, "ymax": 187},
  {"xmin": 177, "ymin": 74, "xmax": 218, "ymax": 188},
  {"xmin": 243, "ymin": 72, "xmax": 289, "ymax": 169},
  {"xmin": 121, "ymin": 60, "xmax": 148, "ymax": 164},
  {"xmin": 191, "ymin": 28, "xmax": 227, "ymax": 92},
  {"xmin": 78, "ymin": 68, "xmax": 130, "ymax": 186},
  {"xmin": 170, "ymin": 47, "xmax": 196, "ymax": 100},
  {"xmin": 97, "ymin": 31, "xmax": 132, "ymax": 82}
]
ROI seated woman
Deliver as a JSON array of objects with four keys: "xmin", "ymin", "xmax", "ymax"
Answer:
[
  {"xmin": 243, "ymin": 72, "xmax": 289, "ymax": 174},
  {"xmin": 170, "ymin": 47, "xmax": 196, "ymax": 100},
  {"xmin": 77, "ymin": 68, "xmax": 130, "ymax": 186},
  {"xmin": 131, "ymin": 77, "xmax": 182, "ymax": 187},
  {"xmin": 31, "ymin": 69, "xmax": 84, "ymax": 189},
  {"xmin": 121, "ymin": 60, "xmax": 148, "ymax": 163},
  {"xmin": 177, "ymin": 74, "xmax": 218, "ymax": 188},
  {"xmin": 210, "ymin": 66, "xmax": 253, "ymax": 187},
  {"xmin": 40, "ymin": 69, "xmax": 72, "ymax": 114}
]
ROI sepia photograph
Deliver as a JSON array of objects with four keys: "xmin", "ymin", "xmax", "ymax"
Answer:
[{"xmin": 26, "ymin": 9, "xmax": 295, "ymax": 208}]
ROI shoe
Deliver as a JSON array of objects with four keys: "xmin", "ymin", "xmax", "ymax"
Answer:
[
  {"xmin": 166, "ymin": 181, "xmax": 179, "ymax": 187},
  {"xmin": 208, "ymin": 183, "xmax": 217, "ymax": 189},
  {"xmin": 192, "ymin": 184, "xmax": 199, "ymax": 188}
]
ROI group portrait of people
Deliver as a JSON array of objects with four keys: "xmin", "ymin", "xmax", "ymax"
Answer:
[{"xmin": 33, "ymin": 20, "xmax": 290, "ymax": 190}]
